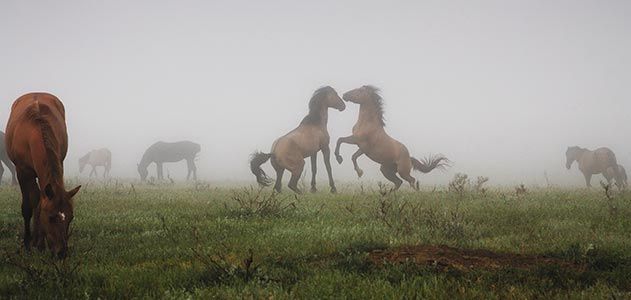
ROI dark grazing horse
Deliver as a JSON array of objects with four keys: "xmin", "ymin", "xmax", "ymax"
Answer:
[
  {"xmin": 138, "ymin": 141, "xmax": 201, "ymax": 181},
  {"xmin": 250, "ymin": 86, "xmax": 346, "ymax": 194},
  {"xmin": 566, "ymin": 146, "xmax": 622, "ymax": 188},
  {"xmin": 334, "ymin": 86, "xmax": 449, "ymax": 190},
  {"xmin": 0, "ymin": 131, "xmax": 17, "ymax": 185},
  {"xmin": 5, "ymin": 93, "xmax": 81, "ymax": 258}
]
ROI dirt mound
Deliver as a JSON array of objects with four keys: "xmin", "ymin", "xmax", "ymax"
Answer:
[{"xmin": 369, "ymin": 245, "xmax": 583, "ymax": 271}]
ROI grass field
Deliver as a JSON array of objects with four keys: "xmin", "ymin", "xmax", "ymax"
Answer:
[{"xmin": 1, "ymin": 179, "xmax": 630, "ymax": 299}]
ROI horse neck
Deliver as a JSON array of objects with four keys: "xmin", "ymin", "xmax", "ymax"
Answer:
[
  {"xmin": 317, "ymin": 106, "xmax": 329, "ymax": 128},
  {"xmin": 31, "ymin": 128, "xmax": 65, "ymax": 192},
  {"xmin": 139, "ymin": 154, "xmax": 152, "ymax": 170},
  {"xmin": 357, "ymin": 103, "xmax": 383, "ymax": 129}
]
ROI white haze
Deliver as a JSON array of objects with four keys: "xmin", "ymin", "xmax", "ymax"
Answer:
[{"xmin": 1, "ymin": 0, "xmax": 630, "ymax": 187}]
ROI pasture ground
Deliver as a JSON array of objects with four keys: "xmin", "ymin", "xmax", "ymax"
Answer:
[{"xmin": 1, "ymin": 180, "xmax": 630, "ymax": 299}]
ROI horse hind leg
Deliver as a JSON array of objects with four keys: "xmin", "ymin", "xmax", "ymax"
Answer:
[
  {"xmin": 380, "ymin": 164, "xmax": 403, "ymax": 191},
  {"xmin": 288, "ymin": 161, "xmax": 305, "ymax": 194},
  {"xmin": 398, "ymin": 170, "xmax": 419, "ymax": 191},
  {"xmin": 0, "ymin": 163, "xmax": 4, "ymax": 186},
  {"xmin": 270, "ymin": 157, "xmax": 284, "ymax": 193}
]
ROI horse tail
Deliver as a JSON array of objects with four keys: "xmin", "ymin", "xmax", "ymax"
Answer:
[
  {"xmin": 411, "ymin": 154, "xmax": 450, "ymax": 173},
  {"xmin": 250, "ymin": 151, "xmax": 273, "ymax": 186}
]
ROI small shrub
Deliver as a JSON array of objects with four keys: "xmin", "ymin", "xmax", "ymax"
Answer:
[{"xmin": 228, "ymin": 187, "xmax": 296, "ymax": 218}]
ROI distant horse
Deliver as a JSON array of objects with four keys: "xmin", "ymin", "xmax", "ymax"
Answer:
[
  {"xmin": 0, "ymin": 131, "xmax": 17, "ymax": 185},
  {"xmin": 565, "ymin": 146, "xmax": 622, "ymax": 188},
  {"xmin": 334, "ymin": 86, "xmax": 449, "ymax": 190},
  {"xmin": 605, "ymin": 164, "xmax": 627, "ymax": 189},
  {"xmin": 138, "ymin": 141, "xmax": 200, "ymax": 181},
  {"xmin": 250, "ymin": 86, "xmax": 346, "ymax": 193},
  {"xmin": 5, "ymin": 93, "xmax": 81, "ymax": 258},
  {"xmin": 79, "ymin": 148, "xmax": 111, "ymax": 178}
]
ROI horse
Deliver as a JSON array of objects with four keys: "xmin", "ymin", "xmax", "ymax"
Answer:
[
  {"xmin": 138, "ymin": 141, "xmax": 200, "ymax": 181},
  {"xmin": 5, "ymin": 93, "xmax": 81, "ymax": 258},
  {"xmin": 250, "ymin": 86, "xmax": 346, "ymax": 194},
  {"xmin": 565, "ymin": 146, "xmax": 622, "ymax": 188},
  {"xmin": 0, "ymin": 131, "xmax": 18, "ymax": 186},
  {"xmin": 334, "ymin": 85, "xmax": 449, "ymax": 190},
  {"xmin": 605, "ymin": 164, "xmax": 627, "ymax": 189},
  {"xmin": 79, "ymin": 148, "xmax": 112, "ymax": 178}
]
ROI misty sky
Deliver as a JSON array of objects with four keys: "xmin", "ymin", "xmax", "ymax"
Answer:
[{"xmin": 1, "ymin": 0, "xmax": 630, "ymax": 186}]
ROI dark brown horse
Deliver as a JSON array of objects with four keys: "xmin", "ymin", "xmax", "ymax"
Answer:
[
  {"xmin": 5, "ymin": 93, "xmax": 81, "ymax": 258},
  {"xmin": 250, "ymin": 86, "xmax": 346, "ymax": 193},
  {"xmin": 138, "ymin": 141, "xmax": 200, "ymax": 181},
  {"xmin": 334, "ymin": 86, "xmax": 449, "ymax": 190},
  {"xmin": 566, "ymin": 146, "xmax": 621, "ymax": 188},
  {"xmin": 0, "ymin": 131, "xmax": 17, "ymax": 186}
]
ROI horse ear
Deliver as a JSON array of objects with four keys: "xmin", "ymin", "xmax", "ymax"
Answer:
[
  {"xmin": 67, "ymin": 185, "xmax": 81, "ymax": 198},
  {"xmin": 44, "ymin": 184, "xmax": 55, "ymax": 199}
]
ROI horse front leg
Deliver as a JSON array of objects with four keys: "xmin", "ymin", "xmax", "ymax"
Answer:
[
  {"xmin": 17, "ymin": 172, "xmax": 35, "ymax": 251},
  {"xmin": 310, "ymin": 154, "xmax": 317, "ymax": 193},
  {"xmin": 351, "ymin": 149, "xmax": 364, "ymax": 178},
  {"xmin": 322, "ymin": 147, "xmax": 337, "ymax": 193},
  {"xmin": 157, "ymin": 163, "xmax": 164, "ymax": 180},
  {"xmin": 584, "ymin": 173, "xmax": 592, "ymax": 188},
  {"xmin": 334, "ymin": 135, "xmax": 358, "ymax": 164}
]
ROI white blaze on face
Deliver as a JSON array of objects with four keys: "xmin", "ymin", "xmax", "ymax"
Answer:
[{"xmin": 59, "ymin": 212, "xmax": 66, "ymax": 222}]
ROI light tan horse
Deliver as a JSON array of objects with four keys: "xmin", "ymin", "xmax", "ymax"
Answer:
[
  {"xmin": 79, "ymin": 148, "xmax": 111, "ymax": 178},
  {"xmin": 250, "ymin": 86, "xmax": 346, "ymax": 193},
  {"xmin": 334, "ymin": 86, "xmax": 449, "ymax": 190},
  {"xmin": 566, "ymin": 146, "xmax": 622, "ymax": 188}
]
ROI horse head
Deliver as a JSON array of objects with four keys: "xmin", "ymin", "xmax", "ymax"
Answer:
[
  {"xmin": 39, "ymin": 183, "xmax": 81, "ymax": 259},
  {"xmin": 137, "ymin": 163, "xmax": 148, "ymax": 181},
  {"xmin": 565, "ymin": 146, "xmax": 582, "ymax": 170}
]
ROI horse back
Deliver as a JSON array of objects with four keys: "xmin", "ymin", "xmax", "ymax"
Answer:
[
  {"xmin": 582, "ymin": 147, "xmax": 618, "ymax": 174},
  {"xmin": 5, "ymin": 93, "xmax": 68, "ymax": 168}
]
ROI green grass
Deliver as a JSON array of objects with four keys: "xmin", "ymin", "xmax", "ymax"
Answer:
[{"xmin": 1, "ymin": 181, "xmax": 630, "ymax": 299}]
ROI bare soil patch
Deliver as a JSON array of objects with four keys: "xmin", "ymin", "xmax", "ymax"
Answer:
[{"xmin": 369, "ymin": 245, "xmax": 583, "ymax": 271}]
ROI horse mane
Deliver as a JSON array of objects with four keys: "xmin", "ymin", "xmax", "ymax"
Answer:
[
  {"xmin": 24, "ymin": 101, "xmax": 63, "ymax": 187},
  {"xmin": 301, "ymin": 86, "xmax": 333, "ymax": 125},
  {"xmin": 363, "ymin": 85, "xmax": 386, "ymax": 127}
]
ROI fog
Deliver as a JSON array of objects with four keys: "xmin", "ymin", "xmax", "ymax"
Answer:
[{"xmin": 1, "ymin": 0, "xmax": 630, "ymax": 187}]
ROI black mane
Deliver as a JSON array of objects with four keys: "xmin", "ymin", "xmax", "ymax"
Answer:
[
  {"xmin": 301, "ymin": 86, "xmax": 333, "ymax": 125},
  {"xmin": 363, "ymin": 85, "xmax": 386, "ymax": 126}
]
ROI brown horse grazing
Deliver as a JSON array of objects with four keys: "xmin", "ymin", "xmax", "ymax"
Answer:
[
  {"xmin": 250, "ymin": 86, "xmax": 346, "ymax": 194},
  {"xmin": 79, "ymin": 148, "xmax": 112, "ymax": 178},
  {"xmin": 605, "ymin": 164, "xmax": 627, "ymax": 189},
  {"xmin": 0, "ymin": 131, "xmax": 18, "ymax": 185},
  {"xmin": 565, "ymin": 146, "xmax": 621, "ymax": 188},
  {"xmin": 5, "ymin": 93, "xmax": 81, "ymax": 258},
  {"xmin": 334, "ymin": 86, "xmax": 449, "ymax": 190}
]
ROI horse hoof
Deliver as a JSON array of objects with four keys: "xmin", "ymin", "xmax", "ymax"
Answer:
[
  {"xmin": 330, "ymin": 187, "xmax": 337, "ymax": 194},
  {"xmin": 336, "ymin": 155, "xmax": 343, "ymax": 164},
  {"xmin": 310, "ymin": 187, "xmax": 317, "ymax": 193},
  {"xmin": 357, "ymin": 169, "xmax": 364, "ymax": 178}
]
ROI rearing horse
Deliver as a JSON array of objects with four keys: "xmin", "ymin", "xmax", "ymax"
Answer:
[
  {"xmin": 335, "ymin": 85, "xmax": 449, "ymax": 190},
  {"xmin": 5, "ymin": 93, "xmax": 81, "ymax": 258},
  {"xmin": 250, "ymin": 86, "xmax": 346, "ymax": 193},
  {"xmin": 566, "ymin": 146, "xmax": 622, "ymax": 188}
]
